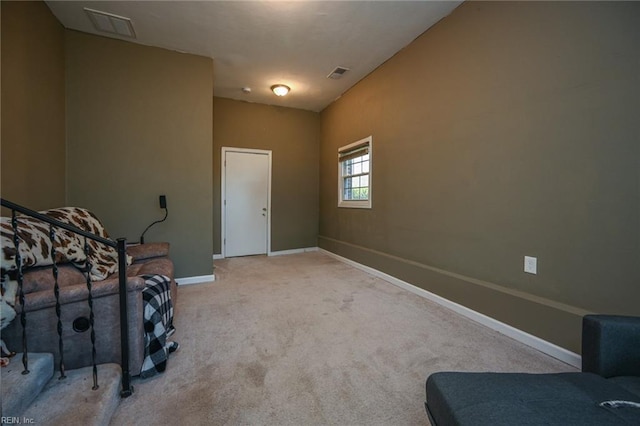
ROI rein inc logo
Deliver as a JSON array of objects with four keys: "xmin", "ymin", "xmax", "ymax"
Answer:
[{"xmin": 1, "ymin": 417, "xmax": 35, "ymax": 424}]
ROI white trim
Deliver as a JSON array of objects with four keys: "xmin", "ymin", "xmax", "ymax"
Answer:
[
  {"xmin": 213, "ymin": 253, "xmax": 224, "ymax": 260},
  {"xmin": 221, "ymin": 147, "xmax": 272, "ymax": 258},
  {"xmin": 175, "ymin": 274, "xmax": 216, "ymax": 285},
  {"xmin": 319, "ymin": 248, "xmax": 582, "ymax": 368},
  {"xmin": 338, "ymin": 135, "xmax": 372, "ymax": 209},
  {"xmin": 269, "ymin": 247, "xmax": 318, "ymax": 257}
]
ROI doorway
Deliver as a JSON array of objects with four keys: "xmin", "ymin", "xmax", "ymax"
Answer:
[{"xmin": 221, "ymin": 147, "xmax": 272, "ymax": 257}]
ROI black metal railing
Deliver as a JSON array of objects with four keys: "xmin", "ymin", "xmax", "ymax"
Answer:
[{"xmin": 1, "ymin": 198, "xmax": 133, "ymax": 397}]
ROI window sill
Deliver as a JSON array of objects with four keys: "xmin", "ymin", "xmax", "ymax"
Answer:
[{"xmin": 338, "ymin": 200, "xmax": 371, "ymax": 209}]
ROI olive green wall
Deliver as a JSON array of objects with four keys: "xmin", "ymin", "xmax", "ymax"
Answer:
[
  {"xmin": 213, "ymin": 97, "xmax": 319, "ymax": 254},
  {"xmin": 4, "ymin": 1, "xmax": 638, "ymax": 351},
  {"xmin": 65, "ymin": 31, "xmax": 214, "ymax": 278},
  {"xmin": 319, "ymin": 1, "xmax": 640, "ymax": 353},
  {"xmin": 1, "ymin": 1, "xmax": 65, "ymax": 211}
]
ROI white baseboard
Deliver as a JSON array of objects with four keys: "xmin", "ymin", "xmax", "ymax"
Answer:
[
  {"xmin": 319, "ymin": 249, "xmax": 581, "ymax": 369},
  {"xmin": 269, "ymin": 247, "xmax": 318, "ymax": 257},
  {"xmin": 176, "ymin": 274, "xmax": 216, "ymax": 286},
  {"xmin": 213, "ymin": 248, "xmax": 318, "ymax": 259}
]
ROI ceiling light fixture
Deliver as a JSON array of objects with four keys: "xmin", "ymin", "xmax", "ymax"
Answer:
[{"xmin": 271, "ymin": 84, "xmax": 290, "ymax": 97}]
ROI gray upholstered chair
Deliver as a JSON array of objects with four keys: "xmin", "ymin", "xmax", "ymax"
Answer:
[{"xmin": 425, "ymin": 315, "xmax": 640, "ymax": 425}]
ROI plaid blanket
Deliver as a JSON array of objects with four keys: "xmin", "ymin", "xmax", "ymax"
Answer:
[{"xmin": 139, "ymin": 274, "xmax": 178, "ymax": 378}]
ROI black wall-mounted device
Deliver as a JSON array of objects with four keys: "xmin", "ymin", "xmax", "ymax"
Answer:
[{"xmin": 140, "ymin": 195, "xmax": 168, "ymax": 244}]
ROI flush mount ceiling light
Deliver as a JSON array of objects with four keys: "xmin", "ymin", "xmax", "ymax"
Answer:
[{"xmin": 271, "ymin": 84, "xmax": 290, "ymax": 97}]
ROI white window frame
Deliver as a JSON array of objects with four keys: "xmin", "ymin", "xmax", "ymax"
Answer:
[{"xmin": 338, "ymin": 135, "xmax": 372, "ymax": 209}]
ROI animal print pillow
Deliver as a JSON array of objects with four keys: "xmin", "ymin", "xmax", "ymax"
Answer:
[{"xmin": 0, "ymin": 207, "xmax": 131, "ymax": 282}]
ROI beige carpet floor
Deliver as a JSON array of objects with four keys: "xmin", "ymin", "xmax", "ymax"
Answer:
[{"xmin": 110, "ymin": 251, "xmax": 576, "ymax": 425}]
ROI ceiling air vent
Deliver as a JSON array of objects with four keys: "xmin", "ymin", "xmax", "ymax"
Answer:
[
  {"xmin": 327, "ymin": 66, "xmax": 350, "ymax": 80},
  {"xmin": 84, "ymin": 8, "xmax": 136, "ymax": 38}
]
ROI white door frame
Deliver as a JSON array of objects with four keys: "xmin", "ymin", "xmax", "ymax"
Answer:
[{"xmin": 221, "ymin": 147, "xmax": 272, "ymax": 258}]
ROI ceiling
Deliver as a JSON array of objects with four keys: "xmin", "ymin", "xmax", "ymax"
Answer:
[{"xmin": 46, "ymin": 1, "xmax": 462, "ymax": 112}]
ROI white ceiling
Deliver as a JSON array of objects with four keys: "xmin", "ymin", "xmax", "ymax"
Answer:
[{"xmin": 46, "ymin": 1, "xmax": 462, "ymax": 112}]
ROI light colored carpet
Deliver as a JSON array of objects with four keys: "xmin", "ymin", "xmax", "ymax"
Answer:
[{"xmin": 110, "ymin": 251, "xmax": 576, "ymax": 425}]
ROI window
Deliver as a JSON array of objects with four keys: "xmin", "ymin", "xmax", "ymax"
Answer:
[{"xmin": 338, "ymin": 136, "xmax": 372, "ymax": 208}]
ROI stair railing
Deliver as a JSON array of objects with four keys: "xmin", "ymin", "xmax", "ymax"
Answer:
[{"xmin": 1, "ymin": 198, "xmax": 133, "ymax": 397}]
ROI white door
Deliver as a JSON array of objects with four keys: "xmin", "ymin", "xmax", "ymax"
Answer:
[{"xmin": 223, "ymin": 149, "xmax": 270, "ymax": 257}]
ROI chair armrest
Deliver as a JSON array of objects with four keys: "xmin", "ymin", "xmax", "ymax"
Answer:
[
  {"xmin": 582, "ymin": 314, "xmax": 640, "ymax": 378},
  {"xmin": 127, "ymin": 242, "xmax": 170, "ymax": 262}
]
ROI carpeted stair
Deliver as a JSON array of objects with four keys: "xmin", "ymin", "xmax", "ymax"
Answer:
[
  {"xmin": 2, "ymin": 353, "xmax": 54, "ymax": 417},
  {"xmin": 1, "ymin": 354, "xmax": 122, "ymax": 425}
]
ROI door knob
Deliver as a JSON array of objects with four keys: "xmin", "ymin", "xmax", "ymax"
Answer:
[{"xmin": 262, "ymin": 208, "xmax": 267, "ymax": 211}]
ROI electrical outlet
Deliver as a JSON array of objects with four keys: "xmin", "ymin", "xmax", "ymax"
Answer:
[{"xmin": 524, "ymin": 256, "xmax": 537, "ymax": 275}]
